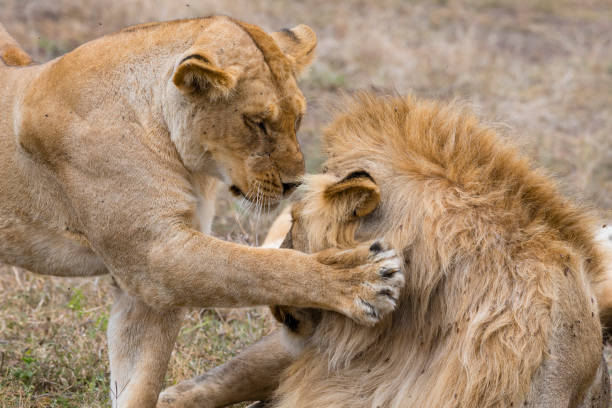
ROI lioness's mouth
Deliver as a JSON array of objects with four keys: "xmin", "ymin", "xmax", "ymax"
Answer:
[
  {"xmin": 229, "ymin": 185, "xmax": 244, "ymax": 198},
  {"xmin": 229, "ymin": 185, "xmax": 281, "ymax": 210}
]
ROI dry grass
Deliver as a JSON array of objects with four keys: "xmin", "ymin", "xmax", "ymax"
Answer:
[
  {"xmin": 0, "ymin": 264, "xmax": 275, "ymax": 408},
  {"xmin": 0, "ymin": 0, "xmax": 611, "ymax": 406}
]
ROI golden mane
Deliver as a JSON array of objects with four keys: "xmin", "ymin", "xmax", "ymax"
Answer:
[
  {"xmin": 323, "ymin": 93, "xmax": 603, "ymax": 274},
  {"xmin": 274, "ymin": 93, "xmax": 606, "ymax": 407}
]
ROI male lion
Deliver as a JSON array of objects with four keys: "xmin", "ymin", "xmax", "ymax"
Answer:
[
  {"xmin": 0, "ymin": 19, "xmax": 404, "ymax": 408},
  {"xmin": 159, "ymin": 93, "xmax": 610, "ymax": 407}
]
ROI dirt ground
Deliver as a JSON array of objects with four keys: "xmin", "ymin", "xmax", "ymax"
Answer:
[{"xmin": 0, "ymin": 0, "xmax": 611, "ymax": 406}]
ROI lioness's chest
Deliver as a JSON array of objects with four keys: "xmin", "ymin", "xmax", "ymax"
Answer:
[{"xmin": 193, "ymin": 177, "xmax": 220, "ymax": 234}]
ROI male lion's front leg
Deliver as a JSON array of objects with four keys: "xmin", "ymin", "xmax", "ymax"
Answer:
[
  {"xmin": 157, "ymin": 331, "xmax": 292, "ymax": 408},
  {"xmin": 108, "ymin": 286, "xmax": 184, "ymax": 408}
]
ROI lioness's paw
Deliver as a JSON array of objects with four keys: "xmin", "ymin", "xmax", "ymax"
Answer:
[
  {"xmin": 353, "ymin": 241, "xmax": 404, "ymax": 325},
  {"xmin": 246, "ymin": 401, "xmax": 272, "ymax": 408},
  {"xmin": 320, "ymin": 240, "xmax": 404, "ymax": 326},
  {"xmin": 156, "ymin": 389, "xmax": 180, "ymax": 408}
]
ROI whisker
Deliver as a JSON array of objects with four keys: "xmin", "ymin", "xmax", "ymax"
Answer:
[
  {"xmin": 244, "ymin": 186, "xmax": 257, "ymax": 214},
  {"xmin": 255, "ymin": 184, "xmax": 262, "ymax": 246},
  {"xmin": 244, "ymin": 190, "xmax": 254, "ymax": 212},
  {"xmin": 232, "ymin": 204, "xmax": 249, "ymax": 236},
  {"xmin": 237, "ymin": 195, "xmax": 252, "ymax": 215}
]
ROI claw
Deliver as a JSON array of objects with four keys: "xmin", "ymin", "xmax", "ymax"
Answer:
[
  {"xmin": 369, "ymin": 241, "xmax": 383, "ymax": 253},
  {"xmin": 379, "ymin": 267, "xmax": 397, "ymax": 278},
  {"xmin": 378, "ymin": 288, "xmax": 395, "ymax": 299}
]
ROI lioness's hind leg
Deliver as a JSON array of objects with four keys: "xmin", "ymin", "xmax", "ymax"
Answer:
[{"xmin": 108, "ymin": 286, "xmax": 183, "ymax": 408}]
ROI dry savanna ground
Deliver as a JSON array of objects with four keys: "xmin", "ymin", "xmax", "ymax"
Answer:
[{"xmin": 0, "ymin": 0, "xmax": 611, "ymax": 406}]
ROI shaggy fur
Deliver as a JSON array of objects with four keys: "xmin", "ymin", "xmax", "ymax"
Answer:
[
  {"xmin": 159, "ymin": 92, "xmax": 610, "ymax": 408},
  {"xmin": 272, "ymin": 93, "xmax": 609, "ymax": 408}
]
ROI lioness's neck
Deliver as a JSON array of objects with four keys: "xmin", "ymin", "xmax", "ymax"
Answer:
[
  {"xmin": 24, "ymin": 18, "xmax": 221, "ymax": 125},
  {"xmin": 14, "ymin": 19, "xmax": 224, "ymax": 179}
]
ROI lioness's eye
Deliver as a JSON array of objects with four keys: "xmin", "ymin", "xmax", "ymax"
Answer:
[
  {"xmin": 244, "ymin": 115, "xmax": 269, "ymax": 136},
  {"xmin": 257, "ymin": 121, "xmax": 268, "ymax": 135}
]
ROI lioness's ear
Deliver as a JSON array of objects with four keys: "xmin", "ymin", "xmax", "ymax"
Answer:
[
  {"xmin": 271, "ymin": 24, "xmax": 317, "ymax": 76},
  {"xmin": 324, "ymin": 171, "xmax": 380, "ymax": 219},
  {"xmin": 172, "ymin": 51, "xmax": 240, "ymax": 97}
]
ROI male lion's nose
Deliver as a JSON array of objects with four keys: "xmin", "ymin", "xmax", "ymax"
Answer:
[{"xmin": 282, "ymin": 181, "xmax": 301, "ymax": 196}]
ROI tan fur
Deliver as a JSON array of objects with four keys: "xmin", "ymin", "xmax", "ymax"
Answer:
[
  {"xmin": 261, "ymin": 205, "xmax": 293, "ymax": 248},
  {"xmin": 0, "ymin": 21, "xmax": 405, "ymax": 408},
  {"xmin": 0, "ymin": 24, "xmax": 32, "ymax": 66},
  {"xmin": 159, "ymin": 93, "xmax": 610, "ymax": 408}
]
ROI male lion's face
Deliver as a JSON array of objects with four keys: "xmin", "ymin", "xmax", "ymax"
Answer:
[
  {"xmin": 271, "ymin": 170, "xmax": 385, "ymax": 330},
  {"xmin": 168, "ymin": 19, "xmax": 316, "ymax": 209}
]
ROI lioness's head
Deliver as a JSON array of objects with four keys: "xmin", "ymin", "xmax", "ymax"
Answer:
[{"xmin": 165, "ymin": 16, "xmax": 316, "ymax": 208}]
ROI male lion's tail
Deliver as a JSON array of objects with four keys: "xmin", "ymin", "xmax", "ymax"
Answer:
[{"xmin": 0, "ymin": 23, "xmax": 32, "ymax": 66}]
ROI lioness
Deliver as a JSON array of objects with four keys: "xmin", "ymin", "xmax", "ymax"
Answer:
[
  {"xmin": 0, "ymin": 19, "xmax": 404, "ymax": 407},
  {"xmin": 159, "ymin": 93, "xmax": 610, "ymax": 407}
]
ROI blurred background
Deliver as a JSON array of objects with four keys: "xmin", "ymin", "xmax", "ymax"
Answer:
[{"xmin": 0, "ymin": 0, "xmax": 610, "ymax": 406}]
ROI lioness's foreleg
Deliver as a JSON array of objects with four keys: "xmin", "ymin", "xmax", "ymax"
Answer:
[
  {"xmin": 104, "ymin": 237, "xmax": 401, "ymax": 408},
  {"xmin": 157, "ymin": 331, "xmax": 291, "ymax": 408},
  {"xmin": 108, "ymin": 286, "xmax": 184, "ymax": 408}
]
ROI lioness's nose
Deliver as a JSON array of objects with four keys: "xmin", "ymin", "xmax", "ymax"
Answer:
[{"xmin": 282, "ymin": 181, "xmax": 301, "ymax": 196}]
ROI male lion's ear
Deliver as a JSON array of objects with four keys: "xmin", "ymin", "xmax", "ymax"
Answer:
[
  {"xmin": 172, "ymin": 51, "xmax": 240, "ymax": 97},
  {"xmin": 324, "ymin": 171, "xmax": 380, "ymax": 219},
  {"xmin": 271, "ymin": 24, "xmax": 317, "ymax": 76}
]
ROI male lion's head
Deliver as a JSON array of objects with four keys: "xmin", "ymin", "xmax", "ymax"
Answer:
[
  {"xmin": 269, "ymin": 171, "xmax": 386, "ymax": 339},
  {"xmin": 165, "ymin": 17, "xmax": 316, "ymax": 208}
]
